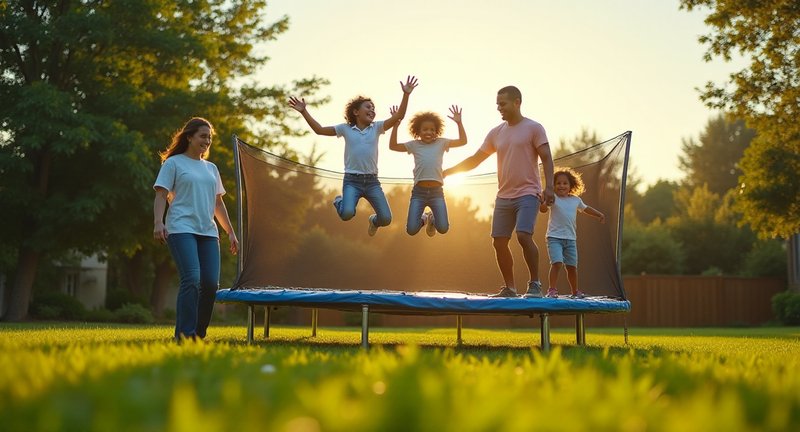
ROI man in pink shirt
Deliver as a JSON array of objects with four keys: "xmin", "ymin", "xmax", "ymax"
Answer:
[{"xmin": 444, "ymin": 86, "xmax": 555, "ymax": 297}]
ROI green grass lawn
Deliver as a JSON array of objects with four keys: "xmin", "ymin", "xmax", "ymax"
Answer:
[{"xmin": 1, "ymin": 323, "xmax": 799, "ymax": 431}]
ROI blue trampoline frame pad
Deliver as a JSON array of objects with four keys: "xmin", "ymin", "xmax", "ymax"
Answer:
[{"xmin": 216, "ymin": 287, "xmax": 631, "ymax": 316}]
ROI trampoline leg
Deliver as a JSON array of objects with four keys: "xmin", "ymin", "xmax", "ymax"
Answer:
[
  {"xmin": 361, "ymin": 305, "xmax": 369, "ymax": 350},
  {"xmin": 576, "ymin": 313, "xmax": 586, "ymax": 346},
  {"xmin": 247, "ymin": 304, "xmax": 255, "ymax": 344},
  {"xmin": 311, "ymin": 308, "xmax": 318, "ymax": 337},
  {"xmin": 263, "ymin": 306, "xmax": 271, "ymax": 339},
  {"xmin": 456, "ymin": 315, "xmax": 463, "ymax": 346},
  {"xmin": 540, "ymin": 313, "xmax": 551, "ymax": 352}
]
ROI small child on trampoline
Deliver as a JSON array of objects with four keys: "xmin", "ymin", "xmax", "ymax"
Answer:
[
  {"xmin": 288, "ymin": 76, "xmax": 418, "ymax": 236},
  {"xmin": 540, "ymin": 167, "xmax": 605, "ymax": 298},
  {"xmin": 388, "ymin": 105, "xmax": 468, "ymax": 236}
]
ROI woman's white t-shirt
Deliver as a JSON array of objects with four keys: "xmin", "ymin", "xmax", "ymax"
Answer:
[{"xmin": 154, "ymin": 154, "xmax": 225, "ymax": 237}]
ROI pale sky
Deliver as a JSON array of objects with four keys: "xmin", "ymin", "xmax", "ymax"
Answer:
[{"xmin": 255, "ymin": 0, "xmax": 741, "ymax": 188}]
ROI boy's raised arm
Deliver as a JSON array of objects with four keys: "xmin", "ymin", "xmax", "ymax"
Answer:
[
  {"xmin": 384, "ymin": 75, "xmax": 418, "ymax": 130},
  {"xmin": 288, "ymin": 96, "xmax": 336, "ymax": 136}
]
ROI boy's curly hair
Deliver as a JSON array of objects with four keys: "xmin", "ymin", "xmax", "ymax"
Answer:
[
  {"xmin": 344, "ymin": 96, "xmax": 372, "ymax": 126},
  {"xmin": 555, "ymin": 167, "xmax": 585, "ymax": 196},
  {"xmin": 408, "ymin": 111, "xmax": 444, "ymax": 139}
]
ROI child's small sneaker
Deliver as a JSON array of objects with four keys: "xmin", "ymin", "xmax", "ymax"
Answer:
[
  {"xmin": 546, "ymin": 288, "xmax": 559, "ymax": 298},
  {"xmin": 522, "ymin": 280, "xmax": 543, "ymax": 298},
  {"xmin": 425, "ymin": 211, "xmax": 436, "ymax": 237},
  {"xmin": 367, "ymin": 215, "xmax": 378, "ymax": 237},
  {"xmin": 572, "ymin": 291, "xmax": 587, "ymax": 299},
  {"xmin": 332, "ymin": 195, "xmax": 343, "ymax": 210}
]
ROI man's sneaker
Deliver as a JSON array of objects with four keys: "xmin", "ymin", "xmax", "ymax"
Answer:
[
  {"xmin": 425, "ymin": 211, "xmax": 436, "ymax": 237},
  {"xmin": 522, "ymin": 280, "xmax": 543, "ymax": 298},
  {"xmin": 546, "ymin": 288, "xmax": 559, "ymax": 298},
  {"xmin": 332, "ymin": 195, "xmax": 342, "ymax": 210},
  {"xmin": 489, "ymin": 286, "xmax": 518, "ymax": 298},
  {"xmin": 571, "ymin": 290, "xmax": 587, "ymax": 299},
  {"xmin": 367, "ymin": 215, "xmax": 378, "ymax": 236}
]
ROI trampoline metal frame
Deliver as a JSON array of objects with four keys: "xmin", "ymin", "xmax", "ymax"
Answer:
[{"xmin": 242, "ymin": 304, "xmax": 588, "ymax": 352}]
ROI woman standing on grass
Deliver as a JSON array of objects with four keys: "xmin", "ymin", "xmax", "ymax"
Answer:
[{"xmin": 153, "ymin": 117, "xmax": 239, "ymax": 342}]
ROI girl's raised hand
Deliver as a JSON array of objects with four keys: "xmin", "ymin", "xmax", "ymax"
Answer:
[
  {"xmin": 400, "ymin": 75, "xmax": 418, "ymax": 94},
  {"xmin": 448, "ymin": 105, "xmax": 462, "ymax": 123},
  {"xmin": 389, "ymin": 105, "xmax": 400, "ymax": 117},
  {"xmin": 288, "ymin": 96, "xmax": 307, "ymax": 112}
]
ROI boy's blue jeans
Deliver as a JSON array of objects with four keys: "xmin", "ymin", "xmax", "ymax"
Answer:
[
  {"xmin": 166, "ymin": 233, "xmax": 220, "ymax": 340},
  {"xmin": 407, "ymin": 184, "xmax": 449, "ymax": 235},
  {"xmin": 337, "ymin": 173, "xmax": 392, "ymax": 227}
]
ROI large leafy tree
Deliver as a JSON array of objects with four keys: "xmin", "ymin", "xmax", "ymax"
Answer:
[
  {"xmin": 678, "ymin": 115, "xmax": 754, "ymax": 196},
  {"xmin": 680, "ymin": 0, "xmax": 800, "ymax": 238},
  {"xmin": 0, "ymin": 1, "xmax": 327, "ymax": 320}
]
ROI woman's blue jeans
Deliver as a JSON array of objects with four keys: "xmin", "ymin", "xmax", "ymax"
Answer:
[
  {"xmin": 337, "ymin": 173, "xmax": 392, "ymax": 227},
  {"xmin": 407, "ymin": 185, "xmax": 449, "ymax": 235},
  {"xmin": 166, "ymin": 233, "xmax": 220, "ymax": 340}
]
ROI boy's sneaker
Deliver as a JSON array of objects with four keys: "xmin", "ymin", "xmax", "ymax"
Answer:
[
  {"xmin": 425, "ymin": 211, "xmax": 436, "ymax": 237},
  {"xmin": 332, "ymin": 195, "xmax": 342, "ymax": 210},
  {"xmin": 572, "ymin": 290, "xmax": 587, "ymax": 299},
  {"xmin": 367, "ymin": 215, "xmax": 378, "ymax": 237},
  {"xmin": 522, "ymin": 280, "xmax": 543, "ymax": 298},
  {"xmin": 546, "ymin": 288, "xmax": 559, "ymax": 298},
  {"xmin": 489, "ymin": 286, "xmax": 518, "ymax": 298}
]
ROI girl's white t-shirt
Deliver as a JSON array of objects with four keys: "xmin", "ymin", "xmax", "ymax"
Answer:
[
  {"xmin": 154, "ymin": 154, "xmax": 225, "ymax": 237},
  {"xmin": 403, "ymin": 138, "xmax": 451, "ymax": 184},
  {"xmin": 546, "ymin": 194, "xmax": 587, "ymax": 240}
]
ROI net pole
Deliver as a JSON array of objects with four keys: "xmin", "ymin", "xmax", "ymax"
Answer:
[
  {"xmin": 232, "ymin": 134, "xmax": 245, "ymax": 280},
  {"xmin": 615, "ymin": 132, "xmax": 633, "ymax": 300}
]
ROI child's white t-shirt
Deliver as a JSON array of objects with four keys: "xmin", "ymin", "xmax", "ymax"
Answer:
[
  {"xmin": 154, "ymin": 154, "xmax": 225, "ymax": 237},
  {"xmin": 546, "ymin": 194, "xmax": 587, "ymax": 240},
  {"xmin": 403, "ymin": 138, "xmax": 450, "ymax": 184},
  {"xmin": 334, "ymin": 121, "xmax": 386, "ymax": 175}
]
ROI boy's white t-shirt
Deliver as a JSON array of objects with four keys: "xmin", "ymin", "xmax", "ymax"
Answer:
[
  {"xmin": 334, "ymin": 120, "xmax": 385, "ymax": 175},
  {"xmin": 546, "ymin": 194, "xmax": 587, "ymax": 240},
  {"xmin": 403, "ymin": 138, "xmax": 450, "ymax": 184},
  {"xmin": 154, "ymin": 154, "xmax": 225, "ymax": 237}
]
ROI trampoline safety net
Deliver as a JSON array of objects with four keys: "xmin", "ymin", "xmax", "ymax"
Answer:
[{"xmin": 231, "ymin": 131, "xmax": 631, "ymax": 300}]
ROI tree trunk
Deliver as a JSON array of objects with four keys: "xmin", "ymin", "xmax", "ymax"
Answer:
[
  {"xmin": 123, "ymin": 250, "xmax": 146, "ymax": 300},
  {"xmin": 789, "ymin": 234, "xmax": 800, "ymax": 292},
  {"xmin": 150, "ymin": 257, "xmax": 175, "ymax": 318},
  {"xmin": 5, "ymin": 248, "xmax": 41, "ymax": 321}
]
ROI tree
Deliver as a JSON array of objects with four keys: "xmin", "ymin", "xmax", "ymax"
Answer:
[
  {"xmin": 667, "ymin": 185, "xmax": 755, "ymax": 274},
  {"xmin": 635, "ymin": 180, "xmax": 679, "ymax": 224},
  {"xmin": 680, "ymin": 0, "xmax": 800, "ymax": 238},
  {"xmin": 621, "ymin": 221, "xmax": 686, "ymax": 275},
  {"xmin": 678, "ymin": 115, "xmax": 754, "ymax": 196},
  {"xmin": 0, "ymin": 1, "xmax": 327, "ymax": 320}
]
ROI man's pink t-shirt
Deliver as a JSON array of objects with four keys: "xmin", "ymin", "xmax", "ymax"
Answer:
[{"xmin": 479, "ymin": 117, "xmax": 548, "ymax": 199}]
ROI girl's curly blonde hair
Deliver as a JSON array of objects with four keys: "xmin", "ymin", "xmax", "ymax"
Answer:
[{"xmin": 555, "ymin": 167, "xmax": 585, "ymax": 196}]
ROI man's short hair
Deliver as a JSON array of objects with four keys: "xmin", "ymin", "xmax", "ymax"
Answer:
[{"xmin": 497, "ymin": 86, "xmax": 522, "ymax": 102}]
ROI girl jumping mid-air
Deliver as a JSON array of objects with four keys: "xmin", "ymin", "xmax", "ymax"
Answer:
[{"xmin": 389, "ymin": 105, "xmax": 467, "ymax": 236}]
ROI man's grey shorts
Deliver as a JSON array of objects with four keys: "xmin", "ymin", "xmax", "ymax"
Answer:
[{"xmin": 491, "ymin": 194, "xmax": 540, "ymax": 237}]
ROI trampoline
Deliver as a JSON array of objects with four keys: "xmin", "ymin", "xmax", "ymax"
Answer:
[{"xmin": 216, "ymin": 132, "xmax": 633, "ymax": 349}]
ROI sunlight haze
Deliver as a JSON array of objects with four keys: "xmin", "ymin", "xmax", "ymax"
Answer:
[{"xmin": 257, "ymin": 0, "xmax": 740, "ymax": 188}]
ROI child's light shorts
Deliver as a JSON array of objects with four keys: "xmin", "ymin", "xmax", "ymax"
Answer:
[{"xmin": 546, "ymin": 237, "xmax": 578, "ymax": 266}]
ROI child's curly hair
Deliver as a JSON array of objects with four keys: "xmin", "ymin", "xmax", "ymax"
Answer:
[
  {"xmin": 408, "ymin": 111, "xmax": 444, "ymax": 139},
  {"xmin": 555, "ymin": 167, "xmax": 585, "ymax": 196},
  {"xmin": 344, "ymin": 96, "xmax": 372, "ymax": 126}
]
